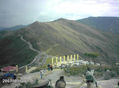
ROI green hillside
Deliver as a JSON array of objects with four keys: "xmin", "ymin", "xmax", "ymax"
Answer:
[
  {"xmin": 19, "ymin": 19, "xmax": 119, "ymax": 64},
  {"xmin": 0, "ymin": 30, "xmax": 37, "ymax": 67},
  {"xmin": 78, "ymin": 17, "xmax": 119, "ymax": 34},
  {"xmin": 0, "ymin": 18, "xmax": 119, "ymax": 67}
]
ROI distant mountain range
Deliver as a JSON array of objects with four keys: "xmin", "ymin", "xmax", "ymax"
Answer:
[
  {"xmin": 78, "ymin": 17, "xmax": 119, "ymax": 34},
  {"xmin": 0, "ymin": 25, "xmax": 26, "ymax": 31},
  {"xmin": 0, "ymin": 27, "xmax": 5, "ymax": 30},
  {"xmin": 0, "ymin": 17, "xmax": 119, "ymax": 67}
]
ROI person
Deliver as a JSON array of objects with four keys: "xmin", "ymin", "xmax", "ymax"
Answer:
[
  {"xmin": 3, "ymin": 72, "xmax": 16, "ymax": 79},
  {"xmin": 115, "ymin": 81, "xmax": 119, "ymax": 88},
  {"xmin": 55, "ymin": 76, "xmax": 66, "ymax": 88},
  {"xmin": 50, "ymin": 65, "xmax": 53, "ymax": 71},
  {"xmin": 118, "ymin": 81, "xmax": 119, "ymax": 88},
  {"xmin": 47, "ymin": 64, "xmax": 50, "ymax": 71},
  {"xmin": 40, "ymin": 70, "xmax": 43, "ymax": 79},
  {"xmin": 85, "ymin": 67, "xmax": 98, "ymax": 88}
]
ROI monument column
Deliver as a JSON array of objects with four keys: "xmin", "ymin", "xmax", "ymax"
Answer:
[
  {"xmin": 56, "ymin": 57, "xmax": 58, "ymax": 66},
  {"xmin": 77, "ymin": 54, "xmax": 79, "ymax": 61},
  {"xmin": 16, "ymin": 65, "xmax": 18, "ymax": 73},
  {"xmin": 70, "ymin": 55, "xmax": 72, "ymax": 61}
]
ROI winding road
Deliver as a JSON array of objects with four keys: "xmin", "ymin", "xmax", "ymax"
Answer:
[
  {"xmin": 20, "ymin": 36, "xmax": 48, "ymax": 69},
  {"xmin": 2, "ymin": 36, "xmax": 119, "ymax": 88}
]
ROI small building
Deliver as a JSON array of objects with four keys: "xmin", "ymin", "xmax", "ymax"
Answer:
[
  {"xmin": 116, "ymin": 63, "xmax": 119, "ymax": 66},
  {"xmin": 1, "ymin": 66, "xmax": 16, "ymax": 72},
  {"xmin": 96, "ymin": 63, "xmax": 100, "ymax": 66}
]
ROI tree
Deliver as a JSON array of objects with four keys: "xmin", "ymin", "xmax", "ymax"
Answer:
[{"xmin": 84, "ymin": 52, "xmax": 99, "ymax": 63}]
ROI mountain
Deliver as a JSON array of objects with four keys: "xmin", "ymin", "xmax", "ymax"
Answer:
[
  {"xmin": 78, "ymin": 17, "xmax": 119, "ymax": 34},
  {"xmin": 0, "ymin": 25, "xmax": 26, "ymax": 31},
  {"xmin": 0, "ymin": 27, "xmax": 6, "ymax": 30},
  {"xmin": 0, "ymin": 30, "xmax": 37, "ymax": 67},
  {"xmin": 18, "ymin": 19, "xmax": 119, "ymax": 63},
  {"xmin": 0, "ymin": 18, "xmax": 119, "ymax": 67}
]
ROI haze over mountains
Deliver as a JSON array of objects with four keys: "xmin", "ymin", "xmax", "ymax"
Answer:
[
  {"xmin": 0, "ymin": 17, "xmax": 119, "ymax": 67},
  {"xmin": 79, "ymin": 17, "xmax": 119, "ymax": 34},
  {"xmin": 0, "ymin": 25, "xmax": 26, "ymax": 31}
]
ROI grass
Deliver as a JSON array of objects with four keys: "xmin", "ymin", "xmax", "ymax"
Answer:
[
  {"xmin": 45, "ymin": 58, "xmax": 52, "ymax": 65},
  {"xmin": 64, "ymin": 64, "xmax": 119, "ymax": 79},
  {"xmin": 20, "ymin": 20, "xmax": 119, "ymax": 64},
  {"xmin": 0, "ymin": 18, "xmax": 119, "ymax": 67},
  {"xmin": 0, "ymin": 31, "xmax": 38, "ymax": 67},
  {"xmin": 29, "ymin": 57, "xmax": 52, "ymax": 73},
  {"xmin": 79, "ymin": 17, "xmax": 119, "ymax": 34}
]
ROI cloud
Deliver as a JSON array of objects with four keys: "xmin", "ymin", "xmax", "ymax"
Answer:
[
  {"xmin": 0, "ymin": 0, "xmax": 119, "ymax": 27},
  {"xmin": 38, "ymin": 0, "xmax": 114, "ymax": 21}
]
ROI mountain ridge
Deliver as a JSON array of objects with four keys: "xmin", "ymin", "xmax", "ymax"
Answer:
[
  {"xmin": 20, "ymin": 19, "xmax": 119, "ymax": 62},
  {"xmin": 0, "ymin": 18, "xmax": 119, "ymax": 66},
  {"xmin": 78, "ymin": 17, "xmax": 119, "ymax": 34},
  {"xmin": 0, "ymin": 25, "xmax": 26, "ymax": 31}
]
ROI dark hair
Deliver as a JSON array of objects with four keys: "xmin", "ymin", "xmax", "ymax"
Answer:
[
  {"xmin": 118, "ymin": 81, "xmax": 119, "ymax": 86},
  {"xmin": 60, "ymin": 76, "xmax": 64, "ymax": 80},
  {"xmin": 87, "ymin": 67, "xmax": 91, "ymax": 71}
]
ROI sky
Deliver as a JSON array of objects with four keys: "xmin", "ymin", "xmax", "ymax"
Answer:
[{"xmin": 0, "ymin": 0, "xmax": 119, "ymax": 27}]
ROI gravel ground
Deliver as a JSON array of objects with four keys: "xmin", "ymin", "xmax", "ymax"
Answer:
[{"xmin": 1, "ymin": 69, "xmax": 119, "ymax": 88}]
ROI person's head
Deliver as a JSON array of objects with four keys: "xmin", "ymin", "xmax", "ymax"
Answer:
[
  {"xmin": 60, "ymin": 76, "xmax": 64, "ymax": 80},
  {"xmin": 118, "ymin": 81, "xmax": 119, "ymax": 86},
  {"xmin": 87, "ymin": 67, "xmax": 91, "ymax": 71}
]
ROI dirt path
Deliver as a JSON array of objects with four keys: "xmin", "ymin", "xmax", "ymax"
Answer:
[
  {"xmin": 44, "ymin": 69, "xmax": 119, "ymax": 88},
  {"xmin": 21, "ymin": 36, "xmax": 40, "ymax": 53},
  {"xmin": 1, "ymin": 69, "xmax": 119, "ymax": 88},
  {"xmin": 98, "ymin": 79, "xmax": 119, "ymax": 88},
  {"xmin": 44, "ymin": 69, "xmax": 83, "ymax": 88},
  {"xmin": 20, "ymin": 36, "xmax": 48, "ymax": 68}
]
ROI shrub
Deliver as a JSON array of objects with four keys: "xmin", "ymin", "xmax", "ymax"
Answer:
[
  {"xmin": 64, "ymin": 65, "xmax": 119, "ymax": 79},
  {"xmin": 103, "ymin": 73, "xmax": 111, "ymax": 80},
  {"xmin": 64, "ymin": 65, "xmax": 87, "ymax": 76}
]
